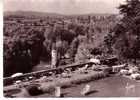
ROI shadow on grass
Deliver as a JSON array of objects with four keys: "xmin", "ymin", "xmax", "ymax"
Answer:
[
  {"xmin": 61, "ymin": 92, "xmax": 69, "ymax": 97},
  {"xmin": 61, "ymin": 90, "xmax": 99, "ymax": 97},
  {"xmin": 86, "ymin": 90, "xmax": 99, "ymax": 95},
  {"xmin": 61, "ymin": 84, "xmax": 77, "ymax": 89}
]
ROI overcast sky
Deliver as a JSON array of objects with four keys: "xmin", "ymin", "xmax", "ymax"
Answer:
[{"xmin": 4, "ymin": 0, "xmax": 126, "ymax": 15}]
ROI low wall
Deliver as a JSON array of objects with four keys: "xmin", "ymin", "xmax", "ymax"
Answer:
[{"xmin": 4, "ymin": 61, "xmax": 93, "ymax": 86}]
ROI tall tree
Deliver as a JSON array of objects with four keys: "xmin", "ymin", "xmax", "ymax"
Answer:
[{"xmin": 113, "ymin": 0, "xmax": 140, "ymax": 62}]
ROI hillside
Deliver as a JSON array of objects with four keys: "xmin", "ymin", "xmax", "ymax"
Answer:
[{"xmin": 4, "ymin": 11, "xmax": 117, "ymax": 18}]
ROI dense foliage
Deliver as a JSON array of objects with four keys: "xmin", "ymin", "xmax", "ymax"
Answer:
[
  {"xmin": 108, "ymin": 0, "xmax": 140, "ymax": 62},
  {"xmin": 4, "ymin": 28, "xmax": 45, "ymax": 76}
]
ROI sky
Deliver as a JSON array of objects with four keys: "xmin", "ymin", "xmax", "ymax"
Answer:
[{"xmin": 4, "ymin": 0, "xmax": 126, "ymax": 15}]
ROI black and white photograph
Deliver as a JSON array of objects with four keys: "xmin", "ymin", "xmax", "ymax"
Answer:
[{"xmin": 3, "ymin": 0, "xmax": 140, "ymax": 98}]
